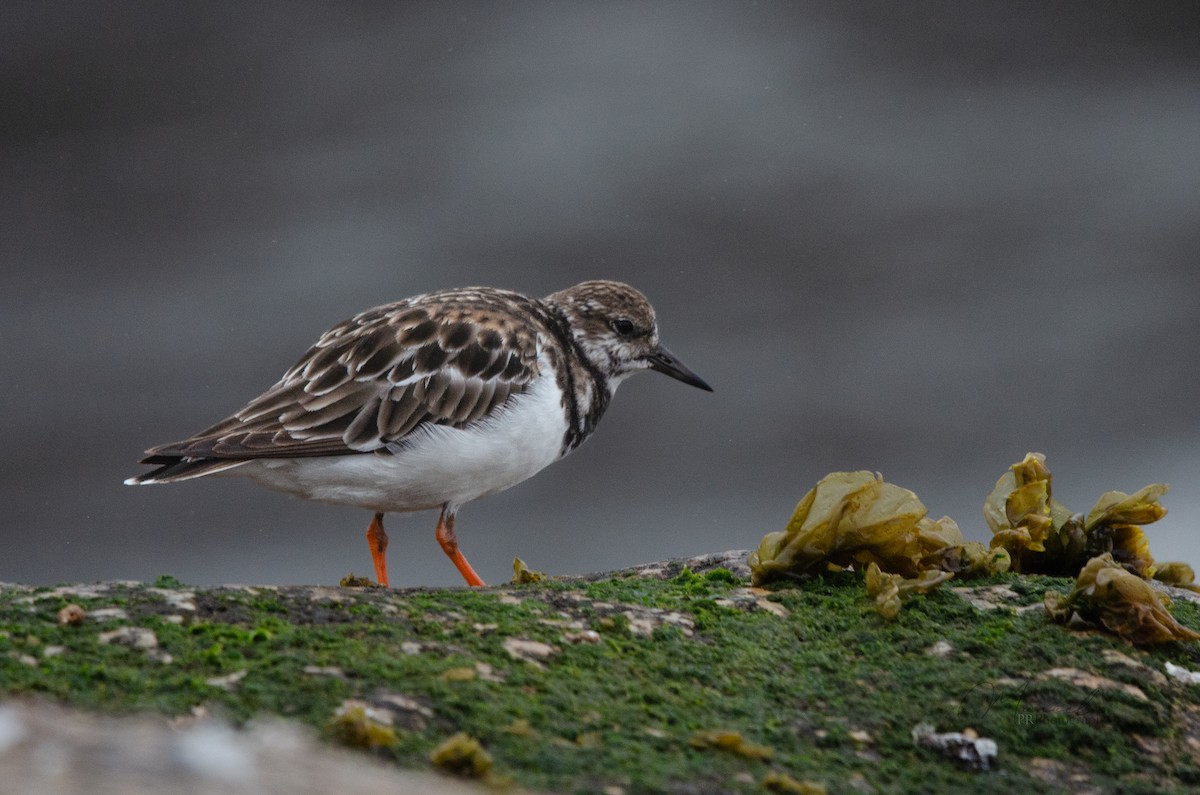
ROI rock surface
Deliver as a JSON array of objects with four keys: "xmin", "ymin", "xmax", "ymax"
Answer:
[{"xmin": 2, "ymin": 550, "xmax": 1199, "ymax": 795}]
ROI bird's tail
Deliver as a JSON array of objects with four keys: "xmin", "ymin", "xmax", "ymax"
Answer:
[{"xmin": 124, "ymin": 457, "xmax": 249, "ymax": 485}]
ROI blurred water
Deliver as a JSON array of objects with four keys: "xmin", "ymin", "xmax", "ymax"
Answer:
[{"xmin": 2, "ymin": 1, "xmax": 1197, "ymax": 586}]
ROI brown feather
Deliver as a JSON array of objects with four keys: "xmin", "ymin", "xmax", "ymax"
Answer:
[
  {"xmin": 344, "ymin": 396, "xmax": 385, "ymax": 451},
  {"xmin": 132, "ymin": 287, "xmax": 547, "ymax": 465}
]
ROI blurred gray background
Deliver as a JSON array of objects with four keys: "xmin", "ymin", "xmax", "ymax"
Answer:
[{"xmin": 3, "ymin": 1, "xmax": 1197, "ymax": 587}]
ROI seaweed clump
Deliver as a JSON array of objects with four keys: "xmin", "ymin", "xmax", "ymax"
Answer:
[
  {"xmin": 1154, "ymin": 561, "xmax": 1200, "ymax": 594},
  {"xmin": 326, "ymin": 702, "xmax": 398, "ymax": 750},
  {"xmin": 984, "ymin": 452, "xmax": 1169, "ymax": 578},
  {"xmin": 689, "ymin": 729, "xmax": 775, "ymax": 760},
  {"xmin": 748, "ymin": 455, "xmax": 1199, "ymax": 630},
  {"xmin": 748, "ymin": 471, "xmax": 1008, "ymax": 617},
  {"xmin": 511, "ymin": 557, "xmax": 546, "ymax": 584},
  {"xmin": 1044, "ymin": 553, "xmax": 1200, "ymax": 645},
  {"xmin": 865, "ymin": 564, "xmax": 955, "ymax": 620},
  {"xmin": 430, "ymin": 732, "xmax": 493, "ymax": 778}
]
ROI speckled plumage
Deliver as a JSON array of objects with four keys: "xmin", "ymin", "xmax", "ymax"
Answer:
[{"xmin": 127, "ymin": 280, "xmax": 711, "ymax": 586}]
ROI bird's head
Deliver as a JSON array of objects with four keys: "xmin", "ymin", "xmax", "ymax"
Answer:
[{"xmin": 546, "ymin": 280, "xmax": 712, "ymax": 392}]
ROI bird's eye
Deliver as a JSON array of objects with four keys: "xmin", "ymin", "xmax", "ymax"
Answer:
[{"xmin": 611, "ymin": 318, "xmax": 636, "ymax": 337}]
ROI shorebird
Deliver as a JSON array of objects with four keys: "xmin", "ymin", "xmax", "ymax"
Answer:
[{"xmin": 127, "ymin": 280, "xmax": 711, "ymax": 587}]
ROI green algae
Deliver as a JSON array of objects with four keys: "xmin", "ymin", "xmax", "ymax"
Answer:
[
  {"xmin": 2, "ymin": 572, "xmax": 1199, "ymax": 794},
  {"xmin": 429, "ymin": 731, "xmax": 494, "ymax": 778},
  {"xmin": 327, "ymin": 701, "xmax": 400, "ymax": 750}
]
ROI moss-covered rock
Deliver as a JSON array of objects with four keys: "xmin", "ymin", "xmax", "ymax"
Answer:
[{"xmin": 2, "ymin": 551, "xmax": 1199, "ymax": 794}]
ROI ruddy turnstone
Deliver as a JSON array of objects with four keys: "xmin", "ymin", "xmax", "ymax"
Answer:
[{"xmin": 126, "ymin": 280, "xmax": 711, "ymax": 587}]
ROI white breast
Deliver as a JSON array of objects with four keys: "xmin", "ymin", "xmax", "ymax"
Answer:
[{"xmin": 230, "ymin": 355, "xmax": 568, "ymax": 514}]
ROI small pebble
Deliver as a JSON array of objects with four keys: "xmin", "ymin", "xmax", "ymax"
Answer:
[{"xmin": 57, "ymin": 604, "xmax": 86, "ymax": 626}]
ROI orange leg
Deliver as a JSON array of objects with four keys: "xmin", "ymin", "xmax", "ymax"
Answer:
[
  {"xmin": 435, "ymin": 506, "xmax": 486, "ymax": 588},
  {"xmin": 365, "ymin": 512, "xmax": 389, "ymax": 587}
]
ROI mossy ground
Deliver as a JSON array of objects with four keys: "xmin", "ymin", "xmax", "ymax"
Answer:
[{"xmin": 3, "ymin": 568, "xmax": 1199, "ymax": 794}]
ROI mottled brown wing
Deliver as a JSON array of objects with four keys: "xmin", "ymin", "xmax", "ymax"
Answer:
[{"xmin": 142, "ymin": 295, "xmax": 540, "ymax": 461}]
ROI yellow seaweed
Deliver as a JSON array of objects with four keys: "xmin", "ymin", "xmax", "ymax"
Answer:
[
  {"xmin": 1086, "ymin": 485, "xmax": 1169, "ymax": 528},
  {"xmin": 749, "ymin": 471, "xmax": 1000, "ymax": 615},
  {"xmin": 749, "ymin": 472, "xmax": 961, "ymax": 585},
  {"xmin": 866, "ymin": 563, "xmax": 955, "ymax": 619},
  {"xmin": 1154, "ymin": 561, "xmax": 1200, "ymax": 594},
  {"xmin": 689, "ymin": 729, "xmax": 774, "ymax": 760},
  {"xmin": 325, "ymin": 703, "xmax": 398, "ymax": 750},
  {"xmin": 512, "ymin": 558, "xmax": 546, "ymax": 584},
  {"xmin": 986, "ymin": 453, "xmax": 1166, "ymax": 577},
  {"xmin": 430, "ymin": 732, "xmax": 494, "ymax": 778},
  {"xmin": 1044, "ymin": 554, "xmax": 1200, "ymax": 645}
]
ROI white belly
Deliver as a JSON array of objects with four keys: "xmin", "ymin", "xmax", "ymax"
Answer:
[{"xmin": 229, "ymin": 370, "xmax": 568, "ymax": 514}]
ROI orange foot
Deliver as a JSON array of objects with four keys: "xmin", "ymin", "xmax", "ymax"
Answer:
[
  {"xmin": 365, "ymin": 512, "xmax": 389, "ymax": 587},
  {"xmin": 436, "ymin": 506, "xmax": 486, "ymax": 587}
]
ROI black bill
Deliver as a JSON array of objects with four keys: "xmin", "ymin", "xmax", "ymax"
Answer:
[{"xmin": 646, "ymin": 345, "xmax": 713, "ymax": 392}]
